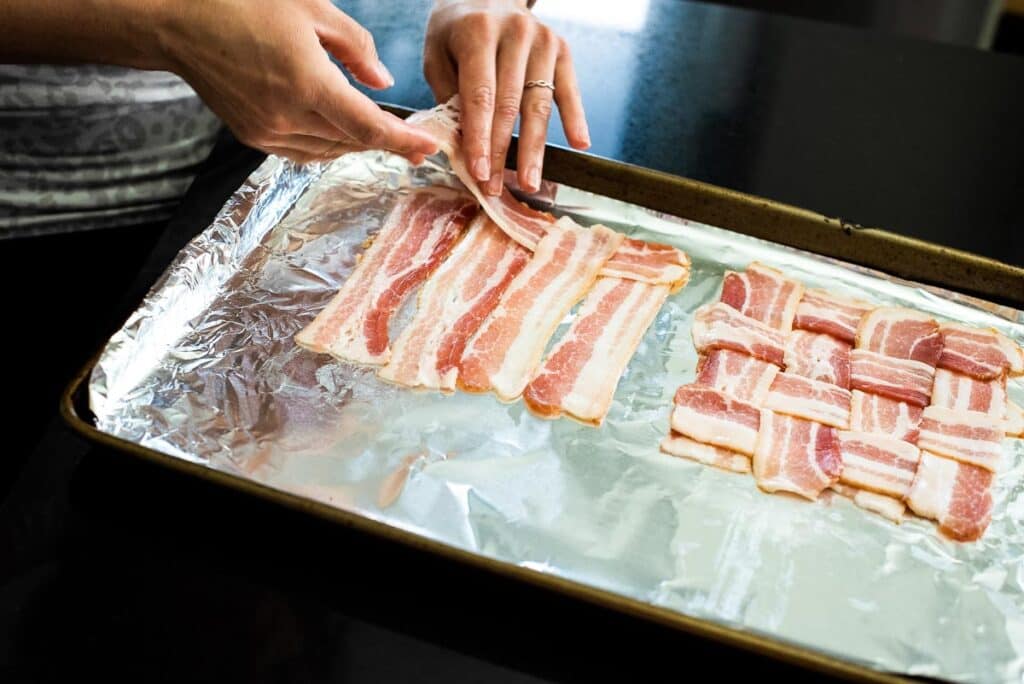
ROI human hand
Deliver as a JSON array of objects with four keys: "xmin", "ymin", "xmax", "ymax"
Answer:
[
  {"xmin": 156, "ymin": 0, "xmax": 438, "ymax": 163},
  {"xmin": 424, "ymin": 0, "xmax": 589, "ymax": 194}
]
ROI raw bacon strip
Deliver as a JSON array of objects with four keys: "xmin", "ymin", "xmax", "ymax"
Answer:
[
  {"xmin": 407, "ymin": 98, "xmax": 554, "ymax": 249},
  {"xmin": 794, "ymin": 289, "xmax": 873, "ymax": 344},
  {"xmin": 660, "ymin": 431, "xmax": 751, "ymax": 474},
  {"xmin": 850, "ymin": 349, "xmax": 935, "ymax": 407},
  {"xmin": 784, "ymin": 330, "xmax": 852, "ymax": 388},
  {"xmin": 407, "ymin": 97, "xmax": 690, "ymax": 289},
  {"xmin": 930, "ymin": 368, "xmax": 1007, "ymax": 421},
  {"xmin": 917, "ymin": 405, "xmax": 1003, "ymax": 472},
  {"xmin": 855, "ymin": 307, "xmax": 943, "ymax": 366},
  {"xmin": 849, "ymin": 390, "xmax": 923, "ymax": 443},
  {"xmin": 752, "ymin": 410, "xmax": 842, "ymax": 500},
  {"xmin": 458, "ymin": 219, "xmax": 622, "ymax": 400},
  {"xmin": 692, "ymin": 302, "xmax": 787, "ymax": 366},
  {"xmin": 763, "ymin": 372, "xmax": 852, "ymax": 429},
  {"xmin": 694, "ymin": 349, "xmax": 779, "ymax": 405},
  {"xmin": 295, "ymin": 188, "xmax": 476, "ymax": 364},
  {"xmin": 937, "ymin": 323, "xmax": 1024, "ymax": 380},
  {"xmin": 831, "ymin": 484, "xmax": 906, "ymax": 523},
  {"xmin": 720, "ymin": 262, "xmax": 803, "ymax": 331},
  {"xmin": 670, "ymin": 385, "xmax": 761, "ymax": 456},
  {"xmin": 379, "ymin": 215, "xmax": 530, "ymax": 391},
  {"xmin": 603, "ymin": 238, "xmax": 691, "ymax": 293},
  {"xmin": 523, "ymin": 277, "xmax": 669, "ymax": 425},
  {"xmin": 1007, "ymin": 401, "xmax": 1024, "ymax": 438},
  {"xmin": 836, "ymin": 431, "xmax": 921, "ymax": 498},
  {"xmin": 906, "ymin": 451, "xmax": 993, "ymax": 542}
]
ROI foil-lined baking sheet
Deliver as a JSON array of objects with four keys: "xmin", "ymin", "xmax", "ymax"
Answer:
[{"xmin": 90, "ymin": 151, "xmax": 1024, "ymax": 683}]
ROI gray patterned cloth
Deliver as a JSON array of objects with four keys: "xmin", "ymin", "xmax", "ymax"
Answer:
[{"xmin": 0, "ymin": 64, "xmax": 221, "ymax": 238}]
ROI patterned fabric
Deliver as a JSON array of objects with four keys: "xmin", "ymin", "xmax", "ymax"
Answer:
[{"xmin": 0, "ymin": 64, "xmax": 221, "ymax": 238}]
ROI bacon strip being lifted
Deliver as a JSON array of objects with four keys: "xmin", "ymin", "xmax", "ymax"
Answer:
[
  {"xmin": 523, "ymin": 277, "xmax": 669, "ymax": 425},
  {"xmin": 407, "ymin": 97, "xmax": 690, "ymax": 289},
  {"xmin": 906, "ymin": 451, "xmax": 993, "ymax": 542},
  {"xmin": 855, "ymin": 307, "xmax": 943, "ymax": 366},
  {"xmin": 784, "ymin": 330, "xmax": 851, "ymax": 388},
  {"xmin": 720, "ymin": 262, "xmax": 803, "ymax": 331},
  {"xmin": 660, "ymin": 432, "xmax": 751, "ymax": 474},
  {"xmin": 937, "ymin": 323, "xmax": 1024, "ymax": 380},
  {"xmin": 917, "ymin": 406, "xmax": 1004, "ymax": 472},
  {"xmin": 752, "ymin": 410, "xmax": 842, "ymax": 500},
  {"xmin": 849, "ymin": 390, "xmax": 923, "ymax": 443},
  {"xmin": 692, "ymin": 302, "xmax": 787, "ymax": 366},
  {"xmin": 850, "ymin": 349, "xmax": 935, "ymax": 407},
  {"xmin": 836, "ymin": 431, "xmax": 921, "ymax": 499},
  {"xmin": 296, "ymin": 188, "xmax": 476, "ymax": 364},
  {"xmin": 379, "ymin": 214, "xmax": 530, "ymax": 391},
  {"xmin": 830, "ymin": 483, "xmax": 906, "ymax": 523},
  {"xmin": 794, "ymin": 289, "xmax": 873, "ymax": 344},
  {"xmin": 670, "ymin": 385, "xmax": 762, "ymax": 456},
  {"xmin": 930, "ymin": 368, "xmax": 1007, "ymax": 422},
  {"xmin": 694, "ymin": 349, "xmax": 779, "ymax": 405},
  {"xmin": 763, "ymin": 372, "xmax": 852, "ymax": 429},
  {"xmin": 458, "ymin": 219, "xmax": 622, "ymax": 401}
]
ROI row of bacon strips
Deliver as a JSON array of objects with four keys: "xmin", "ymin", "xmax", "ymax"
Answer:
[
  {"xmin": 662, "ymin": 262, "xmax": 1023, "ymax": 541},
  {"xmin": 295, "ymin": 183, "xmax": 689, "ymax": 426}
]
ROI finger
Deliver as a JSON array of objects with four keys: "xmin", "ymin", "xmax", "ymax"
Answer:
[
  {"xmin": 317, "ymin": 5, "xmax": 393, "ymax": 89},
  {"xmin": 313, "ymin": 55, "xmax": 438, "ymax": 156},
  {"xmin": 517, "ymin": 31, "xmax": 559, "ymax": 193},
  {"xmin": 486, "ymin": 31, "xmax": 531, "ymax": 196},
  {"xmin": 553, "ymin": 41, "xmax": 590, "ymax": 150},
  {"xmin": 454, "ymin": 21, "xmax": 499, "ymax": 182},
  {"xmin": 423, "ymin": 47, "xmax": 458, "ymax": 103}
]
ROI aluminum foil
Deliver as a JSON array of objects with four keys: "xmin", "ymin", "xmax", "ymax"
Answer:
[{"xmin": 90, "ymin": 151, "xmax": 1024, "ymax": 683}]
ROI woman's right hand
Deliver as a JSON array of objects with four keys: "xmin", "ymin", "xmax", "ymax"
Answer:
[{"xmin": 154, "ymin": 0, "xmax": 438, "ymax": 163}]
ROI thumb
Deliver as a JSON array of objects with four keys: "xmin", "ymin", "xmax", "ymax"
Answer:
[{"xmin": 317, "ymin": 6, "xmax": 393, "ymax": 90}]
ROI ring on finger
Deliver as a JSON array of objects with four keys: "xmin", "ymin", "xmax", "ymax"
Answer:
[{"xmin": 524, "ymin": 79, "xmax": 555, "ymax": 93}]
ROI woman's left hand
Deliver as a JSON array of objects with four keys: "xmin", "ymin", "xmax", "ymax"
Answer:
[{"xmin": 424, "ymin": 0, "xmax": 589, "ymax": 194}]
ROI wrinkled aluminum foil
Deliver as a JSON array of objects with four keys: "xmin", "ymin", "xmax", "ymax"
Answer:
[{"xmin": 90, "ymin": 151, "xmax": 1024, "ymax": 683}]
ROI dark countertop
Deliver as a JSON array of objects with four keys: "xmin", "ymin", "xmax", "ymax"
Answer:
[{"xmin": 3, "ymin": 2, "xmax": 1024, "ymax": 682}]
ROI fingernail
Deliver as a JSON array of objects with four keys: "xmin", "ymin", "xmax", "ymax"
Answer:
[
  {"xmin": 473, "ymin": 156, "xmax": 490, "ymax": 182},
  {"xmin": 378, "ymin": 60, "xmax": 395, "ymax": 87},
  {"xmin": 486, "ymin": 172, "xmax": 502, "ymax": 196},
  {"xmin": 527, "ymin": 166, "xmax": 541, "ymax": 191}
]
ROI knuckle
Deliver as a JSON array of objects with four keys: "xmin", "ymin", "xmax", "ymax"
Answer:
[
  {"xmin": 506, "ymin": 13, "xmax": 534, "ymax": 38},
  {"xmin": 527, "ymin": 97, "xmax": 553, "ymax": 119},
  {"xmin": 265, "ymin": 112, "xmax": 291, "ymax": 135},
  {"xmin": 454, "ymin": 12, "xmax": 496, "ymax": 46},
  {"xmin": 469, "ymin": 83, "xmax": 495, "ymax": 111},
  {"xmin": 494, "ymin": 95, "xmax": 520, "ymax": 124},
  {"xmin": 362, "ymin": 121, "xmax": 390, "ymax": 147},
  {"xmin": 353, "ymin": 26, "xmax": 377, "ymax": 58},
  {"xmin": 558, "ymin": 37, "xmax": 572, "ymax": 58},
  {"xmin": 535, "ymin": 25, "xmax": 557, "ymax": 49},
  {"xmin": 466, "ymin": 11, "xmax": 496, "ymax": 34}
]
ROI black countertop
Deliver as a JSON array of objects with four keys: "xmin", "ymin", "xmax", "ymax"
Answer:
[{"xmin": 3, "ymin": 2, "xmax": 1024, "ymax": 681}]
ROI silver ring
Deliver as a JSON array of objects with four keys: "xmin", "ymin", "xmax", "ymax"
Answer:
[{"xmin": 524, "ymin": 79, "xmax": 555, "ymax": 93}]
